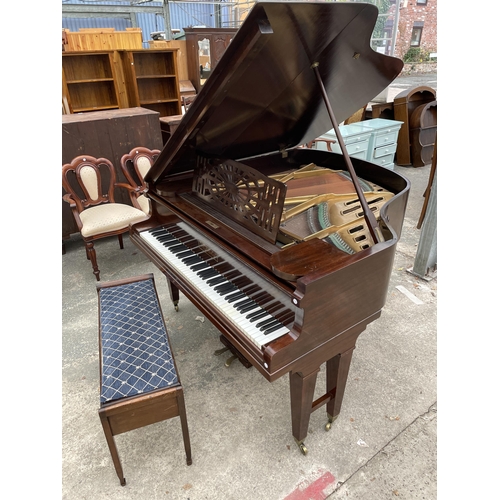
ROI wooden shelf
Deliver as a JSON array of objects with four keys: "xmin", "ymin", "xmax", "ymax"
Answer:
[
  {"xmin": 121, "ymin": 49, "xmax": 181, "ymax": 117},
  {"xmin": 62, "ymin": 51, "xmax": 127, "ymax": 113},
  {"xmin": 62, "ymin": 49, "xmax": 182, "ymax": 117}
]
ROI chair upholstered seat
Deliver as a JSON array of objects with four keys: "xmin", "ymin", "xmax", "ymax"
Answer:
[
  {"xmin": 80, "ymin": 204, "xmax": 148, "ymax": 238},
  {"xmin": 63, "ymin": 154, "xmax": 154, "ymax": 280},
  {"xmin": 99, "ymin": 278, "xmax": 179, "ymax": 404}
]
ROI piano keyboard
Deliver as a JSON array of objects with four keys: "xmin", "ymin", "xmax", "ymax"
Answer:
[{"xmin": 139, "ymin": 222, "xmax": 298, "ymax": 349}]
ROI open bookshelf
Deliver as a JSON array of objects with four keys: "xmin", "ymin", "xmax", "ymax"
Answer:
[
  {"xmin": 121, "ymin": 49, "xmax": 181, "ymax": 117},
  {"xmin": 62, "ymin": 51, "xmax": 127, "ymax": 113}
]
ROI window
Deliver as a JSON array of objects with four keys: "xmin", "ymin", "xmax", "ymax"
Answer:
[
  {"xmin": 416, "ymin": 0, "xmax": 428, "ymax": 4},
  {"xmin": 410, "ymin": 22, "xmax": 424, "ymax": 47}
]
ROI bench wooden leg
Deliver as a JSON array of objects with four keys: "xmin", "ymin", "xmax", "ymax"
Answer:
[
  {"xmin": 99, "ymin": 411, "xmax": 126, "ymax": 486},
  {"xmin": 176, "ymin": 388, "xmax": 192, "ymax": 465}
]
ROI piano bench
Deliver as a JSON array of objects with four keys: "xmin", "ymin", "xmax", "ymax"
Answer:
[{"xmin": 96, "ymin": 273, "xmax": 192, "ymax": 486}]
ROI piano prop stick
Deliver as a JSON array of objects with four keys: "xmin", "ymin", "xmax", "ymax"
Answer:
[
  {"xmin": 130, "ymin": 2, "xmax": 410, "ymax": 455},
  {"xmin": 311, "ymin": 62, "xmax": 385, "ymax": 245}
]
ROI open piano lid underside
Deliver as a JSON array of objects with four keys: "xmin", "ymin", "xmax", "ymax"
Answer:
[{"xmin": 147, "ymin": 1, "xmax": 404, "ymax": 183}]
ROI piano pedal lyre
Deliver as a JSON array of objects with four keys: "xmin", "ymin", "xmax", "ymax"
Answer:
[
  {"xmin": 214, "ymin": 346, "xmax": 229, "ymax": 356},
  {"xmin": 216, "ymin": 336, "xmax": 253, "ymax": 369},
  {"xmin": 224, "ymin": 354, "xmax": 238, "ymax": 367}
]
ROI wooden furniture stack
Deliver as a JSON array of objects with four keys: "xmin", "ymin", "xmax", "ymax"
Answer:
[
  {"xmin": 62, "ymin": 49, "xmax": 181, "ymax": 117},
  {"xmin": 62, "ymin": 28, "xmax": 143, "ymax": 52}
]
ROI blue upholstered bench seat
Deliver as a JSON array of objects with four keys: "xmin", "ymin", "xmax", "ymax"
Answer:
[{"xmin": 99, "ymin": 278, "xmax": 178, "ymax": 404}]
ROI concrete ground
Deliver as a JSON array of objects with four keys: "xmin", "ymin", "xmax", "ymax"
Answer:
[{"xmin": 61, "ymin": 74, "xmax": 437, "ymax": 499}]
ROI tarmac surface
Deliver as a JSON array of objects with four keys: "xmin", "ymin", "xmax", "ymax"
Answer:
[{"xmin": 61, "ymin": 73, "xmax": 438, "ymax": 499}]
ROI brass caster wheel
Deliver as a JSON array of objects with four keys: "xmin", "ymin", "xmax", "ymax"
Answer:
[
  {"xmin": 325, "ymin": 414, "xmax": 338, "ymax": 431},
  {"xmin": 174, "ymin": 304, "xmax": 179, "ymax": 312},
  {"xmin": 298, "ymin": 442, "xmax": 308, "ymax": 455}
]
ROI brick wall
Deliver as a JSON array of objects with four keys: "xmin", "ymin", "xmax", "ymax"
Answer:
[{"xmin": 396, "ymin": 0, "xmax": 438, "ymax": 60}]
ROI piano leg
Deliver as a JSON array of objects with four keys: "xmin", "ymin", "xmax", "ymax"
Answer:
[
  {"xmin": 325, "ymin": 347, "xmax": 355, "ymax": 430},
  {"xmin": 289, "ymin": 368, "xmax": 320, "ymax": 455},
  {"xmin": 166, "ymin": 279, "xmax": 180, "ymax": 311}
]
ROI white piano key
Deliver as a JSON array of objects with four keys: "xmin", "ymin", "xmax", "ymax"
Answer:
[{"xmin": 139, "ymin": 225, "xmax": 296, "ymax": 348}]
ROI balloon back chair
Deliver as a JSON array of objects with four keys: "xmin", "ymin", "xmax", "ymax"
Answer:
[
  {"xmin": 120, "ymin": 147, "xmax": 161, "ymax": 216},
  {"xmin": 62, "ymin": 155, "xmax": 150, "ymax": 281}
]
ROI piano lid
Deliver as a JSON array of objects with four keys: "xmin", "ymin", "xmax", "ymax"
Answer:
[{"xmin": 147, "ymin": 1, "xmax": 403, "ymax": 183}]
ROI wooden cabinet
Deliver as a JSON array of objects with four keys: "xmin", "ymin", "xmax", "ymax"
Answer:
[
  {"xmin": 121, "ymin": 49, "xmax": 181, "ymax": 117},
  {"xmin": 394, "ymin": 86, "xmax": 436, "ymax": 166},
  {"xmin": 184, "ymin": 28, "xmax": 238, "ymax": 93},
  {"xmin": 62, "ymin": 51, "xmax": 127, "ymax": 113}
]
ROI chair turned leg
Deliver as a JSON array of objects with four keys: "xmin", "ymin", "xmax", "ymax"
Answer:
[
  {"xmin": 99, "ymin": 412, "xmax": 126, "ymax": 486},
  {"xmin": 118, "ymin": 234, "xmax": 124, "ymax": 250},
  {"xmin": 85, "ymin": 240, "xmax": 100, "ymax": 281}
]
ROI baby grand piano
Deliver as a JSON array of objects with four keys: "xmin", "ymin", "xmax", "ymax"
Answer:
[{"xmin": 130, "ymin": 1, "xmax": 410, "ymax": 454}]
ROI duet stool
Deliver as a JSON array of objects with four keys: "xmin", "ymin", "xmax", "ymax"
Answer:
[{"xmin": 96, "ymin": 274, "xmax": 192, "ymax": 486}]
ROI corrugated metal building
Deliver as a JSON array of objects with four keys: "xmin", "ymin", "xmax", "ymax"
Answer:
[{"xmin": 62, "ymin": 0, "xmax": 239, "ymax": 48}]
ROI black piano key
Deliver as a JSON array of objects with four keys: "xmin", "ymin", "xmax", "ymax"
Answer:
[
  {"xmin": 176, "ymin": 250, "xmax": 194, "ymax": 259},
  {"xmin": 206, "ymin": 276, "xmax": 227, "ymax": 286},
  {"xmin": 263, "ymin": 322, "xmax": 285, "ymax": 335},
  {"xmin": 170, "ymin": 244, "xmax": 189, "ymax": 254},
  {"xmin": 198, "ymin": 268, "xmax": 218, "ymax": 279},
  {"xmin": 238, "ymin": 301, "xmax": 260, "ymax": 313},
  {"xmin": 182, "ymin": 256, "xmax": 202, "ymax": 265},
  {"xmin": 256, "ymin": 315, "xmax": 283, "ymax": 329},
  {"xmin": 191, "ymin": 262, "xmax": 210, "ymax": 271},
  {"xmin": 215, "ymin": 284, "xmax": 237, "ymax": 295},
  {"xmin": 247, "ymin": 309, "xmax": 269, "ymax": 321},
  {"xmin": 234, "ymin": 299, "xmax": 254, "ymax": 311},
  {"xmin": 162, "ymin": 239, "xmax": 184, "ymax": 248},
  {"xmin": 226, "ymin": 291, "xmax": 246, "ymax": 303},
  {"xmin": 150, "ymin": 228, "xmax": 169, "ymax": 236}
]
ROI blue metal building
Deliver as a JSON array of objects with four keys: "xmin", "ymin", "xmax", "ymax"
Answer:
[{"xmin": 62, "ymin": 1, "xmax": 238, "ymax": 48}]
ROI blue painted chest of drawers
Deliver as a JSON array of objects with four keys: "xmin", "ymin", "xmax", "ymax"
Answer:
[{"xmin": 313, "ymin": 118, "xmax": 403, "ymax": 170}]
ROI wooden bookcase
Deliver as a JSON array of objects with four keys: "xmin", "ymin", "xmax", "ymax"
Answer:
[
  {"xmin": 62, "ymin": 51, "xmax": 127, "ymax": 113},
  {"xmin": 121, "ymin": 49, "xmax": 181, "ymax": 117}
]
